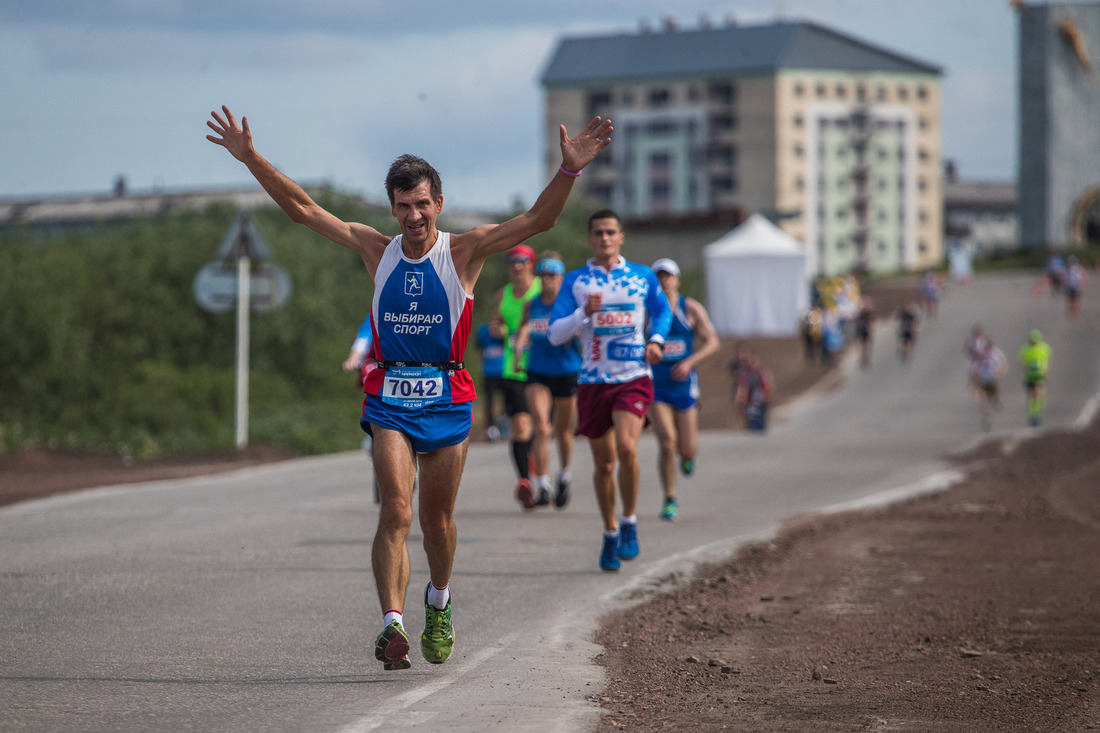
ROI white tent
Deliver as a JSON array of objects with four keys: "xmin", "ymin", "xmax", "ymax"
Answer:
[{"xmin": 703, "ymin": 214, "xmax": 809, "ymax": 337}]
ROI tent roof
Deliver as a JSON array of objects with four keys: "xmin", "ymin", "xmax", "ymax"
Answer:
[{"xmin": 704, "ymin": 213, "xmax": 805, "ymax": 258}]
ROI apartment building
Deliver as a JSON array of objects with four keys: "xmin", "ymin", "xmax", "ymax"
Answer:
[{"xmin": 541, "ymin": 19, "xmax": 943, "ymax": 276}]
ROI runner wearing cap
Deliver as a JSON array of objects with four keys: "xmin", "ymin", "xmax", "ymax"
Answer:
[
  {"xmin": 514, "ymin": 251, "xmax": 582, "ymax": 508},
  {"xmin": 490, "ymin": 244, "xmax": 541, "ymax": 508},
  {"xmin": 647, "ymin": 258, "xmax": 720, "ymax": 520}
]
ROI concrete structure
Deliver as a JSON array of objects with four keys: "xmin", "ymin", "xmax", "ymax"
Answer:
[
  {"xmin": 1018, "ymin": 2, "xmax": 1100, "ymax": 248},
  {"xmin": 943, "ymin": 175, "xmax": 1018, "ymax": 254},
  {"xmin": 0, "ymin": 186, "xmax": 494, "ymax": 241},
  {"xmin": 541, "ymin": 19, "xmax": 943, "ymax": 276}
]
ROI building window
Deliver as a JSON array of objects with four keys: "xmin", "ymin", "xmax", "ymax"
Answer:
[
  {"xmin": 794, "ymin": 144, "xmax": 804, "ymax": 158},
  {"xmin": 621, "ymin": 90, "xmax": 635, "ymax": 107},
  {"xmin": 708, "ymin": 145, "xmax": 735, "ymax": 166},
  {"xmin": 651, "ymin": 181, "xmax": 671, "ymax": 198},
  {"xmin": 793, "ymin": 114, "xmax": 804, "ymax": 128},
  {"xmin": 707, "ymin": 82, "xmax": 735, "ymax": 104},
  {"xmin": 648, "ymin": 88, "xmax": 671, "ymax": 107},
  {"xmin": 816, "ymin": 82, "xmax": 827, "ymax": 98},
  {"xmin": 835, "ymin": 83, "xmax": 848, "ymax": 99},
  {"xmin": 794, "ymin": 82, "xmax": 805, "ymax": 97},
  {"xmin": 711, "ymin": 175, "xmax": 736, "ymax": 192},
  {"xmin": 648, "ymin": 120, "xmax": 674, "ymax": 135},
  {"xmin": 687, "ymin": 85, "xmax": 699, "ymax": 102},
  {"xmin": 795, "ymin": 176, "xmax": 805, "ymax": 191},
  {"xmin": 650, "ymin": 151, "xmax": 671, "ymax": 168},
  {"xmin": 589, "ymin": 185, "xmax": 613, "ymax": 201},
  {"xmin": 897, "ymin": 85, "xmax": 909, "ymax": 100},
  {"xmin": 711, "ymin": 113, "xmax": 736, "ymax": 131},
  {"xmin": 918, "ymin": 240, "xmax": 928, "ymax": 253},
  {"xmin": 857, "ymin": 84, "xmax": 867, "ymax": 102},
  {"xmin": 587, "ymin": 90, "xmax": 611, "ymax": 116},
  {"xmin": 876, "ymin": 84, "xmax": 887, "ymax": 101},
  {"xmin": 917, "ymin": 85, "xmax": 928, "ymax": 101}
]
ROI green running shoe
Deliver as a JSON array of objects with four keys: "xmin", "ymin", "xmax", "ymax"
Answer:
[
  {"xmin": 374, "ymin": 620, "xmax": 411, "ymax": 670},
  {"xmin": 660, "ymin": 497, "xmax": 678, "ymax": 520},
  {"xmin": 421, "ymin": 583, "xmax": 455, "ymax": 664},
  {"xmin": 680, "ymin": 458, "xmax": 695, "ymax": 476}
]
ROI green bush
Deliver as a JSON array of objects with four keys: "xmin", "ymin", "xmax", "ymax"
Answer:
[{"xmin": 0, "ymin": 194, "xmax": 596, "ymax": 459}]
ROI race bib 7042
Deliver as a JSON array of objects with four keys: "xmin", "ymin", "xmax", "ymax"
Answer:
[{"xmin": 381, "ymin": 366, "xmax": 445, "ymax": 408}]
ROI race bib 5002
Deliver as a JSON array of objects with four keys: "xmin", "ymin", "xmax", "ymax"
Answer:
[{"xmin": 593, "ymin": 304, "xmax": 637, "ymax": 336}]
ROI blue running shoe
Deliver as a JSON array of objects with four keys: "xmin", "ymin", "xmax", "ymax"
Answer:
[
  {"xmin": 660, "ymin": 497, "xmax": 678, "ymax": 520},
  {"xmin": 680, "ymin": 458, "xmax": 695, "ymax": 476},
  {"xmin": 617, "ymin": 522, "xmax": 639, "ymax": 560},
  {"xmin": 600, "ymin": 533, "xmax": 621, "ymax": 571}
]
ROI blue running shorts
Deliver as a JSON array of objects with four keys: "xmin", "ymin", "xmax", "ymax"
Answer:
[{"xmin": 362, "ymin": 396, "xmax": 472, "ymax": 453}]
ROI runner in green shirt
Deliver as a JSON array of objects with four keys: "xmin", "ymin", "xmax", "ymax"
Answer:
[
  {"xmin": 490, "ymin": 244, "xmax": 542, "ymax": 508},
  {"xmin": 1018, "ymin": 329, "xmax": 1052, "ymax": 427}
]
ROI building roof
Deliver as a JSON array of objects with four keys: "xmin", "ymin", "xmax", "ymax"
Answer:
[{"xmin": 541, "ymin": 20, "xmax": 941, "ymax": 87}]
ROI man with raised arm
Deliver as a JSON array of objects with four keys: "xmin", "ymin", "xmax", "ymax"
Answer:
[{"xmin": 206, "ymin": 105, "xmax": 611, "ymax": 670}]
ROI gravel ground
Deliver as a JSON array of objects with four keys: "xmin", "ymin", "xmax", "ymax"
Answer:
[{"xmin": 593, "ymin": 420, "xmax": 1100, "ymax": 731}]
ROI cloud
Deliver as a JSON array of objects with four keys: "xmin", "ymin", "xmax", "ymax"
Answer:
[{"xmin": 25, "ymin": 24, "xmax": 375, "ymax": 73}]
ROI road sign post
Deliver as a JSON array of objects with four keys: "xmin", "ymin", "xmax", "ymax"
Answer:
[
  {"xmin": 236, "ymin": 255, "xmax": 250, "ymax": 450},
  {"xmin": 193, "ymin": 213, "xmax": 291, "ymax": 450}
]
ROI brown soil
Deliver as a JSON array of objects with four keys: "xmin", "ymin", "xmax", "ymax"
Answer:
[
  {"xmin": 594, "ymin": 420, "xmax": 1100, "ymax": 732},
  {"xmin": 0, "ymin": 444, "xmax": 295, "ymax": 508}
]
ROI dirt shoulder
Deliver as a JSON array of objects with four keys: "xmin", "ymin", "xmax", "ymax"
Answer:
[
  {"xmin": 593, "ymin": 421, "xmax": 1100, "ymax": 731},
  {"xmin": 0, "ymin": 445, "xmax": 296, "ymax": 508}
]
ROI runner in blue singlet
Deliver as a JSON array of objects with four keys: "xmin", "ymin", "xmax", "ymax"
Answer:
[
  {"xmin": 207, "ymin": 103, "xmax": 613, "ymax": 671},
  {"xmin": 647, "ymin": 258, "xmax": 719, "ymax": 521}
]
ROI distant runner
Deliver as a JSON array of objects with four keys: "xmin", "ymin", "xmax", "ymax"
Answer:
[{"xmin": 1018, "ymin": 329, "xmax": 1052, "ymax": 427}]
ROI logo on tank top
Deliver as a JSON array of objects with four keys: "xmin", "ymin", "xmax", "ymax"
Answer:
[{"xmin": 405, "ymin": 272, "xmax": 423, "ymax": 296}]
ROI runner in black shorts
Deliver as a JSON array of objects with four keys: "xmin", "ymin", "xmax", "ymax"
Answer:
[{"xmin": 514, "ymin": 252, "xmax": 582, "ymax": 508}]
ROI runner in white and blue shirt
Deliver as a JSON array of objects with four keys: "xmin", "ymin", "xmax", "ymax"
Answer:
[
  {"xmin": 547, "ymin": 209, "xmax": 671, "ymax": 572},
  {"xmin": 548, "ymin": 257, "xmax": 672, "ymax": 385}
]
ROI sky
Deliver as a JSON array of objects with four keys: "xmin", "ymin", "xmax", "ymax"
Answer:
[{"xmin": 1, "ymin": 0, "xmax": 1023, "ymax": 212}]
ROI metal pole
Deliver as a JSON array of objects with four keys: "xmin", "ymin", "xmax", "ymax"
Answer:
[{"xmin": 235, "ymin": 255, "xmax": 251, "ymax": 449}]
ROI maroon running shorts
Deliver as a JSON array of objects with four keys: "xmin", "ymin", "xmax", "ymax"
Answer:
[{"xmin": 575, "ymin": 376, "xmax": 654, "ymax": 439}]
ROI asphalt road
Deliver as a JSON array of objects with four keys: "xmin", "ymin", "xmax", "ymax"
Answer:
[{"xmin": 2, "ymin": 272, "xmax": 1097, "ymax": 733}]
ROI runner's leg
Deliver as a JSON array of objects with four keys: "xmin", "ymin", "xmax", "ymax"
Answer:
[
  {"xmin": 417, "ymin": 440, "xmax": 467, "ymax": 590},
  {"xmin": 371, "ymin": 426, "xmax": 417, "ymax": 613},
  {"xmin": 649, "ymin": 401, "xmax": 677, "ymax": 501},
  {"xmin": 611, "ymin": 410, "xmax": 645, "ymax": 519},
  {"xmin": 589, "ymin": 429, "xmax": 619, "ymax": 532}
]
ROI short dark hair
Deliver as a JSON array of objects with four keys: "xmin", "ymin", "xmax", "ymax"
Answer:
[
  {"xmin": 588, "ymin": 208, "xmax": 622, "ymax": 232},
  {"xmin": 385, "ymin": 154, "xmax": 443, "ymax": 206}
]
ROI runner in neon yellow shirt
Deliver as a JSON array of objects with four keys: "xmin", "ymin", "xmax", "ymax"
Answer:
[{"xmin": 1018, "ymin": 329, "xmax": 1052, "ymax": 427}]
